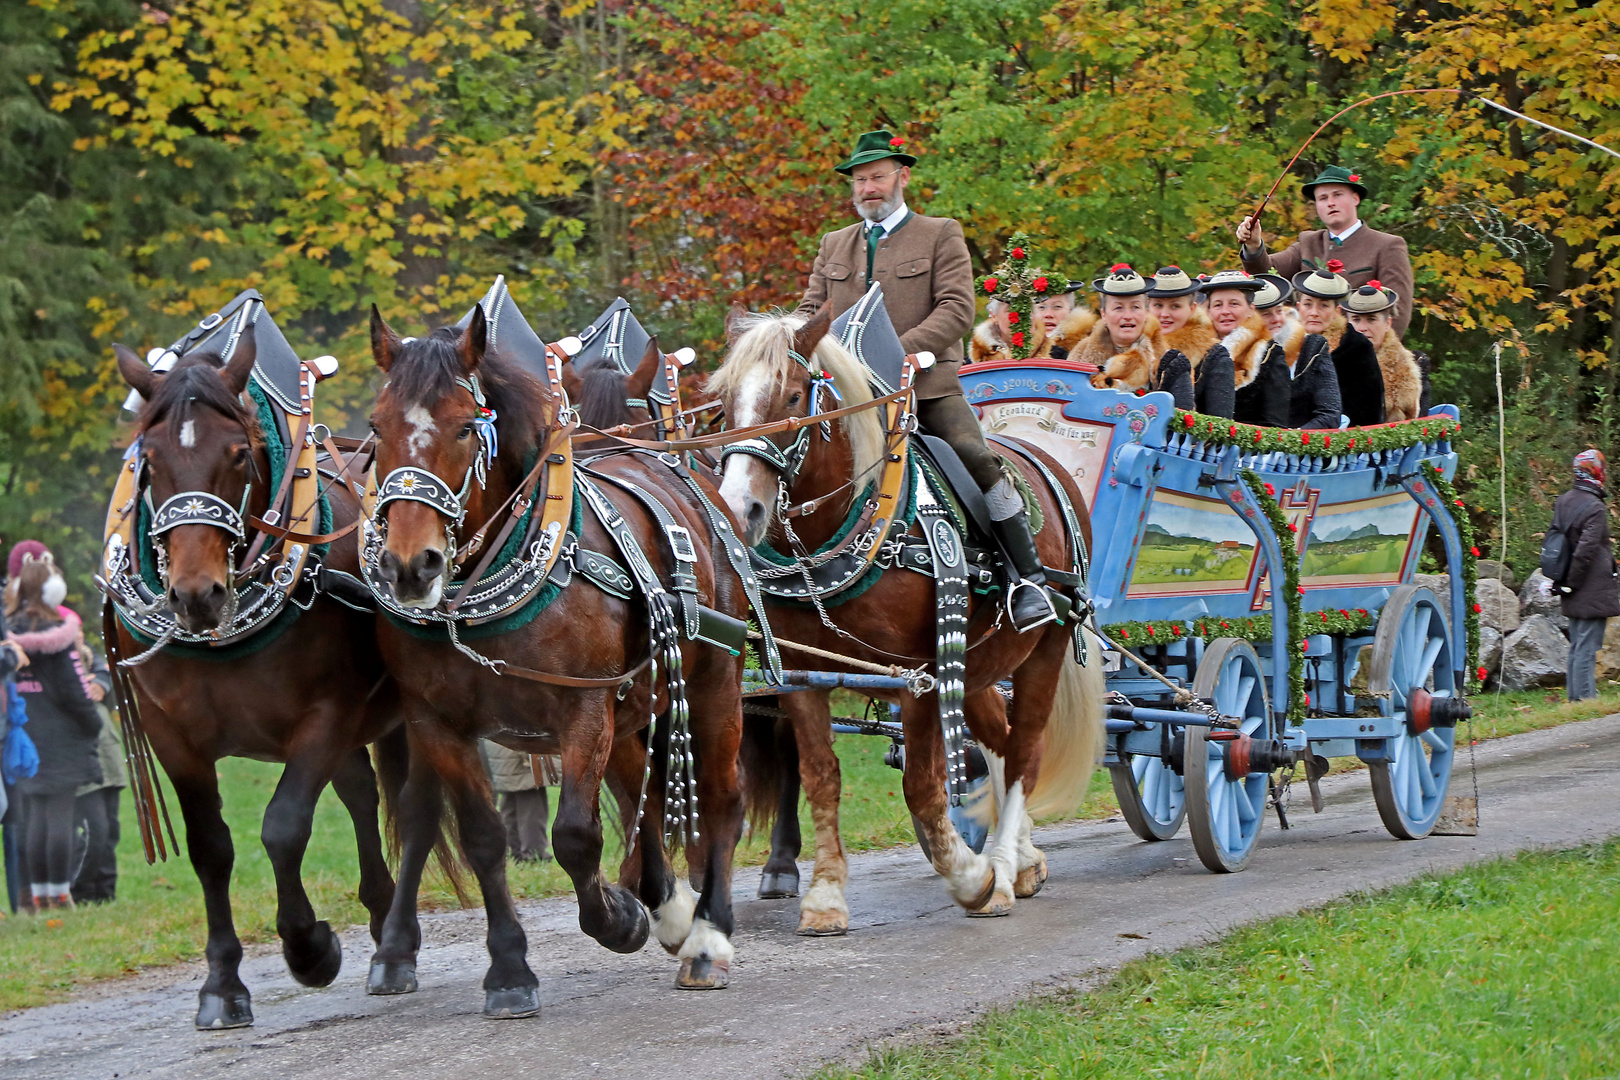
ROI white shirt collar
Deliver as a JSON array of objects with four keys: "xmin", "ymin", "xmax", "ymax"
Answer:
[
  {"xmin": 865, "ymin": 201, "xmax": 910, "ymax": 235},
  {"xmin": 1328, "ymin": 219, "xmax": 1362, "ymax": 243}
]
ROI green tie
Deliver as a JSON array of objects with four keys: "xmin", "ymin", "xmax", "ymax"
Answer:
[
  {"xmin": 866, "ymin": 223, "xmax": 885, "ymax": 281},
  {"xmin": 1331, "ymin": 235, "xmax": 1343, "ymax": 247}
]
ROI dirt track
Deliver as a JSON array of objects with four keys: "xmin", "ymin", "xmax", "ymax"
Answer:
[{"xmin": 4, "ymin": 714, "xmax": 1618, "ymax": 1080}]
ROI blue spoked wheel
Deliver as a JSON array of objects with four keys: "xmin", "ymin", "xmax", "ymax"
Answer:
[
  {"xmin": 1367, "ymin": 585, "xmax": 1458, "ymax": 839},
  {"xmin": 1109, "ymin": 748, "xmax": 1186, "ymax": 841},
  {"xmin": 1185, "ymin": 638, "xmax": 1271, "ymax": 873}
]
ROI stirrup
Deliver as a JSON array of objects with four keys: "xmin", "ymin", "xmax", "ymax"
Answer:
[{"xmin": 1006, "ymin": 579, "xmax": 1058, "ymax": 632}]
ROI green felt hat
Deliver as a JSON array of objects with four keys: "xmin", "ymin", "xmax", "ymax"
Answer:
[
  {"xmin": 835, "ymin": 129, "xmax": 918, "ymax": 175},
  {"xmin": 1301, "ymin": 165, "xmax": 1369, "ymax": 200}
]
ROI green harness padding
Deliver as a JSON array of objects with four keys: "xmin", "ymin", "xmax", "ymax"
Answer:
[
  {"xmin": 751, "ymin": 459, "xmax": 921, "ymax": 608},
  {"xmin": 121, "ymin": 381, "xmax": 333, "ymax": 661},
  {"xmin": 384, "ymin": 470, "xmax": 584, "ymax": 642}
]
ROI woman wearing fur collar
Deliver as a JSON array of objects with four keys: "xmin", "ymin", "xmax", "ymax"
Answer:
[
  {"xmin": 1199, "ymin": 270, "xmax": 1289, "ymax": 427},
  {"xmin": 1293, "ymin": 261, "xmax": 1385, "ymax": 427},
  {"xmin": 1146, "ymin": 266, "xmax": 1229, "ymax": 416},
  {"xmin": 969, "ymin": 297, "xmax": 1018, "ymax": 364},
  {"xmin": 1075, "ymin": 265, "xmax": 1195, "ymax": 407},
  {"xmin": 1255, "ymin": 273, "xmax": 1341, "ymax": 429},
  {"xmin": 1340, "ymin": 282, "xmax": 1424, "ymax": 421}
]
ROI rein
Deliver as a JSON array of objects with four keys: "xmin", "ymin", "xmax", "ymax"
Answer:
[{"xmin": 572, "ymin": 383, "xmax": 912, "ymax": 454}]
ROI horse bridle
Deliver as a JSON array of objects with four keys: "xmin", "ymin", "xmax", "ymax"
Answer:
[
  {"xmin": 369, "ymin": 374, "xmax": 499, "ymax": 549},
  {"xmin": 717, "ymin": 347, "xmax": 841, "ymax": 488}
]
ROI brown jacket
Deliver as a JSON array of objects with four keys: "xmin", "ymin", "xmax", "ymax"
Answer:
[
  {"xmin": 796, "ymin": 212, "xmax": 975, "ymax": 398},
  {"xmin": 1240, "ymin": 223, "xmax": 1415, "ymax": 336}
]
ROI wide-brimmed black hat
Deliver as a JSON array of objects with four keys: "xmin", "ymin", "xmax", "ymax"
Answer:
[
  {"xmin": 1197, "ymin": 269, "xmax": 1264, "ymax": 295},
  {"xmin": 1091, "ymin": 263, "xmax": 1151, "ymax": 297},
  {"xmin": 1146, "ymin": 265, "xmax": 1199, "ymax": 298},
  {"xmin": 1301, "ymin": 165, "xmax": 1369, "ymax": 200},
  {"xmin": 835, "ymin": 129, "xmax": 917, "ymax": 175},
  {"xmin": 1253, "ymin": 273, "xmax": 1293, "ymax": 310},
  {"xmin": 1340, "ymin": 281, "xmax": 1398, "ymax": 314},
  {"xmin": 1292, "ymin": 259, "xmax": 1353, "ymax": 300}
]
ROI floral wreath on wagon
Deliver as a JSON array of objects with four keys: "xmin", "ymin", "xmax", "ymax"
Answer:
[{"xmin": 976, "ymin": 232, "xmax": 1066, "ymax": 361}]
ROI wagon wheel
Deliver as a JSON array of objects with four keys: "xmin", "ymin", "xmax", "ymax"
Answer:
[
  {"xmin": 1109, "ymin": 747, "xmax": 1186, "ymax": 842},
  {"xmin": 1185, "ymin": 638, "xmax": 1270, "ymax": 873},
  {"xmin": 1366, "ymin": 585, "xmax": 1458, "ymax": 839}
]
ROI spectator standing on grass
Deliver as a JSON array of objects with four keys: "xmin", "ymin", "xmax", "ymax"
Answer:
[
  {"xmin": 0, "ymin": 574, "xmax": 26, "ymax": 914},
  {"xmin": 4, "ymin": 541, "xmax": 102, "ymax": 910},
  {"xmin": 72, "ymin": 631, "xmax": 125, "ymax": 904},
  {"xmin": 1551, "ymin": 450, "xmax": 1620, "ymax": 702},
  {"xmin": 482, "ymin": 740, "xmax": 551, "ymax": 862}
]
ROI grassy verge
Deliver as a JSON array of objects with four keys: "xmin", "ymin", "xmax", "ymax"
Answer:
[
  {"xmin": 824, "ymin": 839, "xmax": 1620, "ymax": 1080},
  {"xmin": 1, "ymin": 683, "xmax": 1611, "ymax": 1012}
]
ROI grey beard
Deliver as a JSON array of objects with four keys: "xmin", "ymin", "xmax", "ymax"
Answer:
[{"xmin": 853, "ymin": 191, "xmax": 903, "ymax": 223}]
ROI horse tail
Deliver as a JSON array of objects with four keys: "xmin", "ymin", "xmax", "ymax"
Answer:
[
  {"xmin": 1026, "ymin": 627, "xmax": 1107, "ymax": 820},
  {"xmin": 373, "ymin": 722, "xmax": 473, "ymax": 907},
  {"xmin": 739, "ymin": 699, "xmax": 793, "ymax": 832}
]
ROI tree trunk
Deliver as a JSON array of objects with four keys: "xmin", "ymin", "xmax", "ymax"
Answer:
[{"xmin": 379, "ymin": 0, "xmax": 448, "ymax": 315}]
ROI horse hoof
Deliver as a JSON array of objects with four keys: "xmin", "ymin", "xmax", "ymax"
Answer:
[
  {"xmin": 967, "ymin": 890, "xmax": 1016, "ymax": 918},
  {"xmin": 795, "ymin": 912, "xmax": 848, "ymax": 937},
  {"xmin": 602, "ymin": 902, "xmax": 650, "ymax": 955},
  {"xmin": 1014, "ymin": 855, "xmax": 1049, "ymax": 899},
  {"xmin": 758, "ymin": 869, "xmax": 800, "ymax": 899},
  {"xmin": 484, "ymin": 985, "xmax": 541, "ymax": 1019},
  {"xmin": 195, "ymin": 991, "xmax": 253, "ymax": 1030},
  {"xmin": 676, "ymin": 956, "xmax": 730, "ymax": 990},
  {"xmin": 285, "ymin": 921, "xmax": 343, "ymax": 987},
  {"xmin": 367, "ymin": 959, "xmax": 418, "ymax": 996}
]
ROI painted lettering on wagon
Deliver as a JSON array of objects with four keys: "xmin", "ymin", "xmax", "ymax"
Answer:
[{"xmin": 978, "ymin": 402, "xmax": 1111, "ymax": 506}]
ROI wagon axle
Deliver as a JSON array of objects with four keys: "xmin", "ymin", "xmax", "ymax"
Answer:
[{"xmin": 1406, "ymin": 687, "xmax": 1472, "ymax": 734}]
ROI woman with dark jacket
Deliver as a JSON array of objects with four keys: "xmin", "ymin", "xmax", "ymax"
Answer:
[
  {"xmin": 1553, "ymin": 451, "xmax": 1620, "ymax": 702},
  {"xmin": 1200, "ymin": 270, "xmax": 1289, "ymax": 427},
  {"xmin": 1146, "ymin": 266, "xmax": 1232, "ymax": 417},
  {"xmin": 1255, "ymin": 273, "xmax": 1341, "ymax": 429},
  {"xmin": 5, "ymin": 541, "xmax": 102, "ymax": 910}
]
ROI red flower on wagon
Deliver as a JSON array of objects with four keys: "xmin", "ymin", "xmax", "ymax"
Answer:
[
  {"xmin": 1301, "ymin": 432, "xmax": 1312, "ymax": 446},
  {"xmin": 1297, "ymin": 585, "xmax": 1306, "ymax": 595},
  {"xmin": 1136, "ymin": 388, "xmax": 1147, "ymax": 396},
  {"xmin": 1455, "ymin": 499, "xmax": 1465, "ymax": 508},
  {"xmin": 1288, "ymin": 522, "xmax": 1299, "ymax": 533},
  {"xmin": 1339, "ymin": 609, "xmax": 1350, "ymax": 618},
  {"xmin": 1473, "ymin": 603, "xmax": 1483, "ymax": 614},
  {"xmin": 1011, "ymin": 247, "xmax": 1026, "ymax": 260},
  {"xmin": 1183, "ymin": 414, "xmax": 1195, "ymax": 428},
  {"xmin": 1357, "ymin": 609, "xmax": 1368, "ymax": 616},
  {"xmin": 1033, "ymin": 276, "xmax": 1049, "ymax": 293},
  {"xmin": 1477, "ymin": 666, "xmax": 1489, "ymax": 681},
  {"xmin": 1263, "ymin": 482, "xmax": 1275, "ymax": 495},
  {"xmin": 1171, "ymin": 625, "xmax": 1183, "ymax": 637},
  {"xmin": 1010, "ymin": 331, "xmax": 1025, "ymax": 347},
  {"xmin": 1252, "ymin": 428, "xmax": 1263, "ymax": 443},
  {"xmin": 1470, "ymin": 546, "xmax": 1481, "ymax": 557},
  {"xmin": 1007, "ymin": 311, "xmax": 1019, "ymax": 324},
  {"xmin": 983, "ymin": 277, "xmax": 999, "ymax": 294},
  {"xmin": 1229, "ymin": 424, "xmax": 1239, "ymax": 436}
]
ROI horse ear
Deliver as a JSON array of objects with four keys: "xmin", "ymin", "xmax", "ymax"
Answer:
[
  {"xmin": 371, "ymin": 304, "xmax": 402, "ymax": 372},
  {"xmin": 793, "ymin": 305, "xmax": 833, "ymax": 361},
  {"xmin": 557, "ymin": 358, "xmax": 583, "ymax": 403},
  {"xmin": 458, "ymin": 302, "xmax": 487, "ymax": 374},
  {"xmin": 114, "ymin": 343, "xmax": 154, "ymax": 399},
  {"xmin": 626, "ymin": 335, "xmax": 661, "ymax": 400},
  {"xmin": 221, "ymin": 322, "xmax": 258, "ymax": 395},
  {"xmin": 724, "ymin": 304, "xmax": 750, "ymax": 345}
]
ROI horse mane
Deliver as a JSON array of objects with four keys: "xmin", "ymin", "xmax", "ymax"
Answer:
[
  {"xmin": 574, "ymin": 364, "xmax": 639, "ymax": 431},
  {"xmin": 388, "ymin": 327, "xmax": 549, "ymax": 455},
  {"xmin": 137, "ymin": 355, "xmax": 261, "ymax": 442},
  {"xmin": 708, "ymin": 311, "xmax": 884, "ymax": 485}
]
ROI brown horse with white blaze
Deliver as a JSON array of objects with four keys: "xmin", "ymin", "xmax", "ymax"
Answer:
[
  {"xmin": 110, "ymin": 326, "xmax": 404, "ymax": 1030},
  {"xmin": 712, "ymin": 310, "xmax": 1106, "ymax": 933},
  {"xmin": 363, "ymin": 303, "xmax": 747, "ymax": 1017}
]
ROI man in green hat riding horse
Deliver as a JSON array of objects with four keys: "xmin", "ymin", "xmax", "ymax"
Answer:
[
  {"xmin": 1235, "ymin": 165, "xmax": 1416, "ymax": 337},
  {"xmin": 796, "ymin": 129, "xmax": 1057, "ymax": 631}
]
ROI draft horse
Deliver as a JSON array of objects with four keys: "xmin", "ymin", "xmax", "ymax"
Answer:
[
  {"xmin": 362, "ymin": 303, "xmax": 747, "ymax": 1017},
  {"xmin": 109, "ymin": 325, "xmax": 403, "ymax": 1029},
  {"xmin": 711, "ymin": 310, "xmax": 1106, "ymax": 933}
]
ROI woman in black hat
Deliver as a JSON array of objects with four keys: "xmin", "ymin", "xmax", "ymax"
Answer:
[
  {"xmin": 1199, "ymin": 270, "xmax": 1288, "ymax": 427},
  {"xmin": 1146, "ymin": 266, "xmax": 1230, "ymax": 416},
  {"xmin": 1293, "ymin": 261, "xmax": 1384, "ymax": 427},
  {"xmin": 1071, "ymin": 265, "xmax": 1165, "ymax": 393},
  {"xmin": 1256, "ymin": 273, "xmax": 1341, "ymax": 429},
  {"xmin": 1340, "ymin": 282, "xmax": 1423, "ymax": 421}
]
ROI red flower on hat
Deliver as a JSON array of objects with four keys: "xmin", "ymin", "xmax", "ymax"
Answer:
[
  {"xmin": 1011, "ymin": 247, "xmax": 1026, "ymax": 260},
  {"xmin": 1348, "ymin": 173, "xmax": 1361, "ymax": 182},
  {"xmin": 1032, "ymin": 276, "xmax": 1049, "ymax": 293},
  {"xmin": 1010, "ymin": 331, "xmax": 1025, "ymax": 347},
  {"xmin": 1109, "ymin": 263, "xmax": 1130, "ymax": 273},
  {"xmin": 983, "ymin": 277, "xmax": 998, "ymax": 294},
  {"xmin": 889, "ymin": 136, "xmax": 906, "ymax": 147},
  {"xmin": 1367, "ymin": 278, "xmax": 1384, "ymax": 290},
  {"xmin": 1326, "ymin": 259, "xmax": 1346, "ymax": 273}
]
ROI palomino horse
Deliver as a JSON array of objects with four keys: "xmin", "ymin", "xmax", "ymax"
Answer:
[
  {"xmin": 711, "ymin": 310, "xmax": 1106, "ymax": 932},
  {"xmin": 109, "ymin": 325, "xmax": 403, "ymax": 1029},
  {"xmin": 362, "ymin": 303, "xmax": 747, "ymax": 1017}
]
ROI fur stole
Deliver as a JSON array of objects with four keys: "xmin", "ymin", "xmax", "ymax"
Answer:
[
  {"xmin": 9, "ymin": 605, "xmax": 80, "ymax": 656},
  {"xmin": 970, "ymin": 320, "xmax": 1010, "ymax": 365},
  {"xmin": 1081, "ymin": 316, "xmax": 1162, "ymax": 392},
  {"xmin": 1376, "ymin": 332, "xmax": 1424, "ymax": 422},
  {"xmin": 1272, "ymin": 315, "xmax": 1307, "ymax": 370},
  {"xmin": 1162, "ymin": 306, "xmax": 1218, "ymax": 370},
  {"xmin": 1321, "ymin": 313, "xmax": 1347, "ymax": 351},
  {"xmin": 1220, "ymin": 313, "xmax": 1272, "ymax": 391},
  {"xmin": 1045, "ymin": 307, "xmax": 1096, "ymax": 359}
]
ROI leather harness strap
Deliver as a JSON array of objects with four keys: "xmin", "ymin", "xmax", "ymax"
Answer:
[{"xmin": 574, "ymin": 383, "xmax": 912, "ymax": 453}]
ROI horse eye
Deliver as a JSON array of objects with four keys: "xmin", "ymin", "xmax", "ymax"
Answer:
[
  {"xmin": 233, "ymin": 446, "xmax": 251, "ymax": 466},
  {"xmin": 786, "ymin": 392, "xmax": 802, "ymax": 408},
  {"xmin": 458, "ymin": 423, "xmax": 474, "ymax": 440}
]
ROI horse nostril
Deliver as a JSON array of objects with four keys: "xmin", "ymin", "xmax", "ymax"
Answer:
[
  {"xmin": 414, "ymin": 547, "xmax": 445, "ymax": 582},
  {"xmin": 207, "ymin": 582, "xmax": 227, "ymax": 603},
  {"xmin": 167, "ymin": 586, "xmax": 181, "ymax": 607},
  {"xmin": 745, "ymin": 498, "xmax": 766, "ymax": 535},
  {"xmin": 377, "ymin": 550, "xmax": 401, "ymax": 585}
]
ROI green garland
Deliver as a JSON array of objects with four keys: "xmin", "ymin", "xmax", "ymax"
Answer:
[
  {"xmin": 1172, "ymin": 410, "xmax": 1461, "ymax": 458},
  {"xmin": 1423, "ymin": 462, "xmax": 1483, "ymax": 692},
  {"xmin": 976, "ymin": 231, "xmax": 1053, "ymax": 361},
  {"xmin": 1242, "ymin": 468, "xmax": 1307, "ymax": 721}
]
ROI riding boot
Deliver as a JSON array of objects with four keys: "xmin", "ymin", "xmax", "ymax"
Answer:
[{"xmin": 990, "ymin": 508, "xmax": 1059, "ymax": 633}]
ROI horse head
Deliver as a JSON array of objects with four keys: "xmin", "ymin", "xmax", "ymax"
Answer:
[
  {"xmin": 710, "ymin": 307, "xmax": 883, "ymax": 547},
  {"xmin": 566, "ymin": 334, "xmax": 663, "ymax": 435},
  {"xmin": 368, "ymin": 303, "xmax": 547, "ymax": 609},
  {"xmin": 115, "ymin": 325, "xmax": 264, "ymax": 632}
]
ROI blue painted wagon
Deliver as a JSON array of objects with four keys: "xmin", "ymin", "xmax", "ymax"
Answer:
[{"xmin": 962, "ymin": 354, "xmax": 1475, "ymax": 871}]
